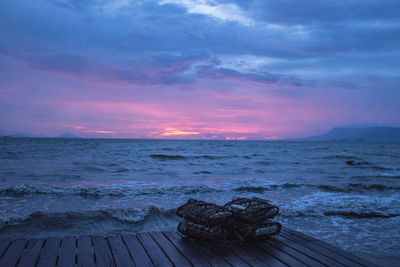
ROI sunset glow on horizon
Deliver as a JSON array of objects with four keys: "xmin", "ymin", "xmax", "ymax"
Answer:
[{"xmin": 1, "ymin": 0, "xmax": 399, "ymax": 139}]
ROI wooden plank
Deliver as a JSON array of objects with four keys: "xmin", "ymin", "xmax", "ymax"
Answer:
[
  {"xmin": 179, "ymin": 237, "xmax": 232, "ymax": 267},
  {"xmin": 0, "ymin": 239, "xmax": 27, "ymax": 267},
  {"xmin": 0, "ymin": 230, "xmax": 379, "ymax": 267},
  {"xmin": 229, "ymin": 245, "xmax": 268, "ymax": 267},
  {"xmin": 93, "ymin": 236, "xmax": 116, "ymax": 267},
  {"xmin": 274, "ymin": 235, "xmax": 342, "ymax": 266},
  {"xmin": 18, "ymin": 239, "xmax": 45, "ymax": 267},
  {"xmin": 211, "ymin": 245, "xmax": 251, "ymax": 267},
  {"xmin": 136, "ymin": 232, "xmax": 173, "ymax": 267},
  {"xmin": 240, "ymin": 242, "xmax": 287, "ymax": 266},
  {"xmin": 121, "ymin": 235, "xmax": 153, "ymax": 267},
  {"xmin": 283, "ymin": 229, "xmax": 374, "ymax": 266},
  {"xmin": 57, "ymin": 237, "xmax": 77, "ymax": 267},
  {"xmin": 37, "ymin": 238, "xmax": 61, "ymax": 267},
  {"xmin": 150, "ymin": 232, "xmax": 192, "ymax": 267},
  {"xmin": 169, "ymin": 232, "xmax": 230, "ymax": 267},
  {"xmin": 0, "ymin": 239, "xmax": 12, "ymax": 258},
  {"xmin": 280, "ymin": 231, "xmax": 360, "ymax": 266},
  {"xmin": 162, "ymin": 232, "xmax": 211, "ymax": 267},
  {"xmin": 77, "ymin": 236, "xmax": 95, "ymax": 267},
  {"xmin": 107, "ymin": 235, "xmax": 135, "ymax": 267},
  {"xmin": 265, "ymin": 238, "xmax": 321, "ymax": 266}
]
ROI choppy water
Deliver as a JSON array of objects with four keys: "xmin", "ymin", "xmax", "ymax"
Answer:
[{"xmin": 1, "ymin": 138, "xmax": 399, "ymax": 258}]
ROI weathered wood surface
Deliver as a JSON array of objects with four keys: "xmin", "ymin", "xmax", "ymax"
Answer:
[{"xmin": 0, "ymin": 229, "xmax": 378, "ymax": 266}]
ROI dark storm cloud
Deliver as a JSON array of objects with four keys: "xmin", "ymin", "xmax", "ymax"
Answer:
[{"xmin": 0, "ymin": 0, "xmax": 399, "ymax": 83}]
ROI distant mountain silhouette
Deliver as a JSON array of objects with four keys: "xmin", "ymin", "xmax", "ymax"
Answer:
[
  {"xmin": 58, "ymin": 133, "xmax": 79, "ymax": 138},
  {"xmin": 9, "ymin": 132, "xmax": 29, "ymax": 137},
  {"xmin": 300, "ymin": 126, "xmax": 400, "ymax": 142}
]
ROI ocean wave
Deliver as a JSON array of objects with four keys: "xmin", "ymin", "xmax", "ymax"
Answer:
[
  {"xmin": 345, "ymin": 160, "xmax": 393, "ymax": 170},
  {"xmin": 114, "ymin": 168, "xmax": 130, "ymax": 173},
  {"xmin": 279, "ymin": 210, "xmax": 400, "ymax": 219},
  {"xmin": 2, "ymin": 180, "xmax": 398, "ymax": 198},
  {"xmin": 0, "ymin": 184, "xmax": 223, "ymax": 198},
  {"xmin": 323, "ymin": 155, "xmax": 357, "ymax": 160},
  {"xmin": 317, "ymin": 183, "xmax": 400, "ymax": 193},
  {"xmin": 351, "ymin": 174, "xmax": 400, "ymax": 180},
  {"xmin": 150, "ymin": 154, "xmax": 187, "ymax": 160},
  {"xmin": 219, "ymin": 182, "xmax": 398, "ymax": 194},
  {"xmin": 84, "ymin": 166, "xmax": 106, "ymax": 172},
  {"xmin": 233, "ymin": 186, "xmax": 270, "ymax": 193},
  {"xmin": 323, "ymin": 211, "xmax": 400, "ymax": 218},
  {"xmin": 345, "ymin": 160, "xmax": 371, "ymax": 166},
  {"xmin": 278, "ymin": 190, "xmax": 400, "ymax": 221},
  {"xmin": 255, "ymin": 161, "xmax": 271, "ymax": 165},
  {"xmin": 233, "ymin": 183, "xmax": 305, "ymax": 193},
  {"xmin": 0, "ymin": 206, "xmax": 177, "ymax": 229},
  {"xmin": 149, "ymin": 154, "xmax": 234, "ymax": 160},
  {"xmin": 371, "ymin": 165, "xmax": 394, "ymax": 171},
  {"xmin": 193, "ymin": 170, "xmax": 212, "ymax": 174}
]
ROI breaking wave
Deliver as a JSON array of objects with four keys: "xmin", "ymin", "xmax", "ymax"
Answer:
[
  {"xmin": 233, "ymin": 183, "xmax": 400, "ymax": 193},
  {"xmin": 0, "ymin": 206, "xmax": 177, "ymax": 230},
  {"xmin": 323, "ymin": 211, "xmax": 400, "ymax": 218},
  {"xmin": 233, "ymin": 183, "xmax": 306, "ymax": 193},
  {"xmin": 0, "ymin": 184, "xmax": 223, "ymax": 197},
  {"xmin": 2, "ymin": 181, "xmax": 398, "ymax": 198},
  {"xmin": 318, "ymin": 183, "xmax": 400, "ymax": 193},
  {"xmin": 279, "ymin": 210, "xmax": 400, "ymax": 219}
]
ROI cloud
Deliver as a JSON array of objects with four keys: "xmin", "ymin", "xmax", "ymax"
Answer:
[
  {"xmin": 0, "ymin": 0, "xmax": 399, "ymax": 138},
  {"xmin": 159, "ymin": 0, "xmax": 255, "ymax": 26}
]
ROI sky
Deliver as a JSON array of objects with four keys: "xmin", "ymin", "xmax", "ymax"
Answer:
[{"xmin": 0, "ymin": 0, "xmax": 399, "ymax": 139}]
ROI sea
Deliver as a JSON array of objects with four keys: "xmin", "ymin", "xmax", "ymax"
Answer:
[{"xmin": 1, "ymin": 138, "xmax": 399, "ymax": 258}]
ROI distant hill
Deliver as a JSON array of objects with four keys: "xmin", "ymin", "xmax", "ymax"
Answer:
[
  {"xmin": 58, "ymin": 133, "xmax": 79, "ymax": 138},
  {"xmin": 9, "ymin": 132, "xmax": 29, "ymax": 138},
  {"xmin": 300, "ymin": 127, "xmax": 400, "ymax": 142}
]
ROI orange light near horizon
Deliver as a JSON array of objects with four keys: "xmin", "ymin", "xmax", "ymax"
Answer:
[
  {"xmin": 161, "ymin": 128, "xmax": 200, "ymax": 136},
  {"xmin": 69, "ymin": 125, "xmax": 115, "ymax": 134},
  {"xmin": 94, "ymin": 130, "xmax": 114, "ymax": 134}
]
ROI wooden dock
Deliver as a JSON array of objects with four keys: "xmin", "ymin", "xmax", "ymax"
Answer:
[{"xmin": 0, "ymin": 228, "xmax": 376, "ymax": 266}]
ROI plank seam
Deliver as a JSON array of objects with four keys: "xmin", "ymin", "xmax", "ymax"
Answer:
[
  {"xmin": 167, "ymin": 232, "xmax": 216, "ymax": 267},
  {"xmin": 14, "ymin": 240, "xmax": 28, "ymax": 267},
  {"xmin": 160, "ymin": 232, "xmax": 196, "ymax": 267},
  {"xmin": 280, "ymin": 232, "xmax": 348, "ymax": 266},
  {"xmin": 231, "ymin": 246, "xmax": 272, "ymax": 267},
  {"xmin": 106, "ymin": 237, "xmax": 118, "ymax": 266},
  {"xmin": 177, "ymin": 234, "xmax": 232, "ymax": 267},
  {"xmin": 227, "ymin": 246, "xmax": 255, "ymax": 267},
  {"xmin": 272, "ymin": 237, "xmax": 331, "ymax": 266},
  {"xmin": 55, "ymin": 239, "xmax": 62, "ymax": 266},
  {"xmin": 135, "ymin": 234, "xmax": 156, "ymax": 267},
  {"xmin": 90, "ymin": 237, "xmax": 97, "ymax": 265},
  {"xmin": 282, "ymin": 230, "xmax": 370, "ymax": 266},
  {"xmin": 120, "ymin": 235, "xmax": 135, "ymax": 262},
  {"xmin": 263, "ymin": 240, "xmax": 311, "ymax": 266},
  {"xmin": 240, "ymin": 244, "xmax": 288, "ymax": 266},
  {"xmin": 0, "ymin": 240, "xmax": 12, "ymax": 258},
  {"xmin": 148, "ymin": 232, "xmax": 176, "ymax": 266},
  {"xmin": 34, "ymin": 240, "xmax": 45, "ymax": 267}
]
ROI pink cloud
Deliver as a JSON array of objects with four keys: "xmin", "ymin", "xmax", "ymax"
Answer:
[{"xmin": 2, "ymin": 55, "xmax": 398, "ymax": 139}]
